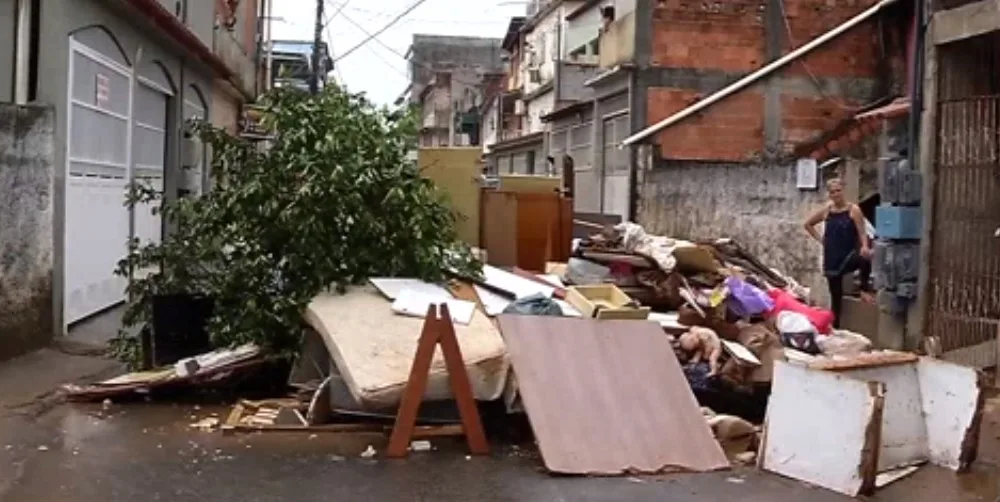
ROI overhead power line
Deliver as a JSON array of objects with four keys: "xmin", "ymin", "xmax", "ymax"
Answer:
[
  {"xmin": 332, "ymin": 0, "xmax": 430, "ymax": 63},
  {"xmin": 325, "ymin": 0, "xmax": 351, "ymax": 26}
]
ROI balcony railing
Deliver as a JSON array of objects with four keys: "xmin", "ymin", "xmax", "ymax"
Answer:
[
  {"xmin": 598, "ymin": 11, "xmax": 635, "ymax": 69},
  {"xmin": 500, "ymin": 128, "xmax": 524, "ymax": 141}
]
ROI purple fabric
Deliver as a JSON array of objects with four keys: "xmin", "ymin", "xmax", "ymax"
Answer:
[{"xmin": 726, "ymin": 277, "xmax": 774, "ymax": 318}]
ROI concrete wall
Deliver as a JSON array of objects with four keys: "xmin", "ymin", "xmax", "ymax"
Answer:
[
  {"xmin": 0, "ymin": 0, "xmax": 14, "ymax": 103},
  {"xmin": 408, "ymin": 35, "xmax": 504, "ymax": 101},
  {"xmin": 0, "ymin": 105, "xmax": 55, "ymax": 361},
  {"xmin": 212, "ymin": 82, "xmax": 240, "ymax": 134},
  {"xmin": 184, "ymin": 0, "xmax": 215, "ymax": 50},
  {"xmin": 525, "ymin": 88, "xmax": 555, "ymax": 134},
  {"xmin": 559, "ymin": 62, "xmax": 601, "ymax": 102},
  {"xmin": 35, "ymin": 0, "xmax": 215, "ymax": 333},
  {"xmin": 637, "ymin": 161, "xmax": 832, "ymax": 304}
]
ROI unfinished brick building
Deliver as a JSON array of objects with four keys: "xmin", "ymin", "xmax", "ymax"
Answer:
[{"xmin": 554, "ymin": 0, "xmax": 914, "ymax": 304}]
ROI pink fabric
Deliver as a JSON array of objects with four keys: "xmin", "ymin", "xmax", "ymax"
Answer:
[{"xmin": 765, "ymin": 288, "xmax": 834, "ymax": 335}]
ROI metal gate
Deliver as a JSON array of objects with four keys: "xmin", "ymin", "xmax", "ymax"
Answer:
[
  {"xmin": 64, "ymin": 37, "xmax": 132, "ymax": 324},
  {"xmin": 132, "ymin": 79, "xmax": 169, "ymax": 247},
  {"xmin": 925, "ymin": 33, "xmax": 1000, "ymax": 368},
  {"xmin": 601, "ymin": 112, "xmax": 630, "ymax": 221}
]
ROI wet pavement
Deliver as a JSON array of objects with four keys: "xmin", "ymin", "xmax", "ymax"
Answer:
[{"xmin": 0, "ymin": 402, "xmax": 998, "ymax": 502}]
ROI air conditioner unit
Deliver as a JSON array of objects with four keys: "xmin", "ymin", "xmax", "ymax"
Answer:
[
  {"xmin": 514, "ymin": 99, "xmax": 526, "ymax": 116},
  {"xmin": 528, "ymin": 68, "xmax": 542, "ymax": 84}
]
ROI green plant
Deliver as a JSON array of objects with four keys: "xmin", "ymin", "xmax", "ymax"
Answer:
[{"xmin": 112, "ymin": 84, "xmax": 481, "ymax": 367}]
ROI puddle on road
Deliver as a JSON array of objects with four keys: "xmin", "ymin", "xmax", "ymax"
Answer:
[
  {"xmin": 11, "ymin": 402, "xmax": 998, "ymax": 502},
  {"xmin": 51, "ymin": 403, "xmax": 390, "ymax": 458},
  {"xmin": 875, "ymin": 463, "xmax": 1000, "ymax": 501}
]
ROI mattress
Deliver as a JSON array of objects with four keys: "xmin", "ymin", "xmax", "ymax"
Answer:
[{"xmin": 304, "ymin": 286, "xmax": 509, "ymax": 410}]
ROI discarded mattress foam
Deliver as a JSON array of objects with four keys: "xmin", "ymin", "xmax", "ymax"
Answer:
[{"xmin": 304, "ymin": 286, "xmax": 509, "ymax": 410}]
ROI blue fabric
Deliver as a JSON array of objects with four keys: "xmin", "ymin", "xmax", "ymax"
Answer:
[
  {"xmin": 683, "ymin": 362, "xmax": 715, "ymax": 392},
  {"xmin": 823, "ymin": 209, "xmax": 859, "ymax": 276}
]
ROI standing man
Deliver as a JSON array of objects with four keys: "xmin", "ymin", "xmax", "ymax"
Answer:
[
  {"xmin": 561, "ymin": 154, "xmax": 575, "ymax": 199},
  {"xmin": 803, "ymin": 178, "xmax": 872, "ymax": 328}
]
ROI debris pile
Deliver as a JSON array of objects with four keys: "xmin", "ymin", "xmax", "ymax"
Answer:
[
  {"xmin": 60, "ymin": 221, "xmax": 986, "ymax": 496},
  {"xmin": 63, "ymin": 344, "xmax": 264, "ymax": 400}
]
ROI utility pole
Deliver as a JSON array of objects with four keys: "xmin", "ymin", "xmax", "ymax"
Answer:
[{"xmin": 310, "ymin": 0, "xmax": 324, "ymax": 95}]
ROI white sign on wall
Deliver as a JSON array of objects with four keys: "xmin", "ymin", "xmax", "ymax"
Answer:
[
  {"xmin": 796, "ymin": 157, "xmax": 819, "ymax": 190},
  {"xmin": 95, "ymin": 73, "xmax": 110, "ymax": 106}
]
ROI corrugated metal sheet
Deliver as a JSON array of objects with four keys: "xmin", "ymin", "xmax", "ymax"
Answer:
[{"xmin": 496, "ymin": 315, "xmax": 729, "ymax": 475}]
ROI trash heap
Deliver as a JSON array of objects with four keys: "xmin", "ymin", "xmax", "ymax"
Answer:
[
  {"xmin": 564, "ymin": 222, "xmax": 873, "ymax": 418},
  {"xmin": 56, "ymin": 224, "xmax": 987, "ymax": 494},
  {"xmin": 60, "ymin": 222, "xmax": 899, "ymax": 477}
]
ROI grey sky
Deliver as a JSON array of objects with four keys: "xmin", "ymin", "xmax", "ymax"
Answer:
[{"xmin": 272, "ymin": 0, "xmax": 524, "ymax": 106}]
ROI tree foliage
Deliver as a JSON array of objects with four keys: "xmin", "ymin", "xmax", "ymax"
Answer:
[{"xmin": 112, "ymin": 85, "xmax": 481, "ymax": 367}]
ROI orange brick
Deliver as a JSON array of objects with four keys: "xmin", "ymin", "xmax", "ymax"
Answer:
[{"xmin": 647, "ymin": 87, "xmax": 765, "ymax": 162}]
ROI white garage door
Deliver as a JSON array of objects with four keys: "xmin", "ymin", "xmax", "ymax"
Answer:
[
  {"xmin": 133, "ymin": 80, "xmax": 169, "ymax": 247},
  {"xmin": 64, "ymin": 39, "xmax": 133, "ymax": 325},
  {"xmin": 601, "ymin": 114, "xmax": 631, "ymax": 221}
]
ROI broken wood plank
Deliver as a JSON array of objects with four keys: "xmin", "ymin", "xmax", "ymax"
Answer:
[
  {"xmin": 411, "ymin": 424, "xmax": 464, "ymax": 438},
  {"xmin": 807, "ymin": 351, "xmax": 918, "ymax": 371},
  {"xmin": 386, "ymin": 304, "xmax": 489, "ymax": 458},
  {"xmin": 231, "ymin": 423, "xmax": 386, "ymax": 434}
]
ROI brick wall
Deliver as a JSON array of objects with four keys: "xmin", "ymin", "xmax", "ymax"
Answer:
[
  {"xmin": 646, "ymin": 86, "xmax": 765, "ymax": 162},
  {"xmin": 651, "ymin": 0, "xmax": 766, "ymax": 72},
  {"xmin": 646, "ymin": 0, "xmax": 885, "ymax": 161}
]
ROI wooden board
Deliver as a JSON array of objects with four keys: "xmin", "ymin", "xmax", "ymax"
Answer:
[
  {"xmin": 807, "ymin": 351, "xmax": 918, "ymax": 371},
  {"xmin": 496, "ymin": 315, "xmax": 729, "ymax": 475},
  {"xmin": 761, "ymin": 361, "xmax": 885, "ymax": 497}
]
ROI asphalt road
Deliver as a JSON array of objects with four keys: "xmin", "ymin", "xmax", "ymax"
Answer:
[{"xmin": 0, "ymin": 403, "xmax": 996, "ymax": 502}]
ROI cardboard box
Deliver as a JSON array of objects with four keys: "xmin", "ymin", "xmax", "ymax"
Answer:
[{"xmin": 565, "ymin": 285, "xmax": 650, "ymax": 320}]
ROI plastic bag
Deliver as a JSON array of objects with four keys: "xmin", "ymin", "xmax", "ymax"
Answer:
[
  {"xmin": 502, "ymin": 293, "xmax": 564, "ymax": 317},
  {"xmin": 817, "ymin": 329, "xmax": 872, "ymax": 357},
  {"xmin": 766, "ymin": 288, "xmax": 834, "ymax": 334},
  {"xmin": 775, "ymin": 311, "xmax": 821, "ymax": 355},
  {"xmin": 725, "ymin": 277, "xmax": 774, "ymax": 318},
  {"xmin": 565, "ymin": 257, "xmax": 611, "ymax": 286}
]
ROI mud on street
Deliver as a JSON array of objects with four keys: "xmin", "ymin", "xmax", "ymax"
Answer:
[{"xmin": 0, "ymin": 398, "xmax": 996, "ymax": 502}]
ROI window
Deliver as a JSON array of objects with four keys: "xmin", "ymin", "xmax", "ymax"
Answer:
[
  {"xmin": 603, "ymin": 114, "xmax": 630, "ymax": 174},
  {"xmin": 569, "ymin": 122, "xmax": 593, "ymax": 169},
  {"xmin": 527, "ymin": 150, "xmax": 536, "ymax": 175}
]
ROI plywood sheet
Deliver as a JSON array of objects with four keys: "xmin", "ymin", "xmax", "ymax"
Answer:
[
  {"xmin": 496, "ymin": 315, "xmax": 729, "ymax": 475},
  {"xmin": 761, "ymin": 361, "xmax": 884, "ymax": 497}
]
